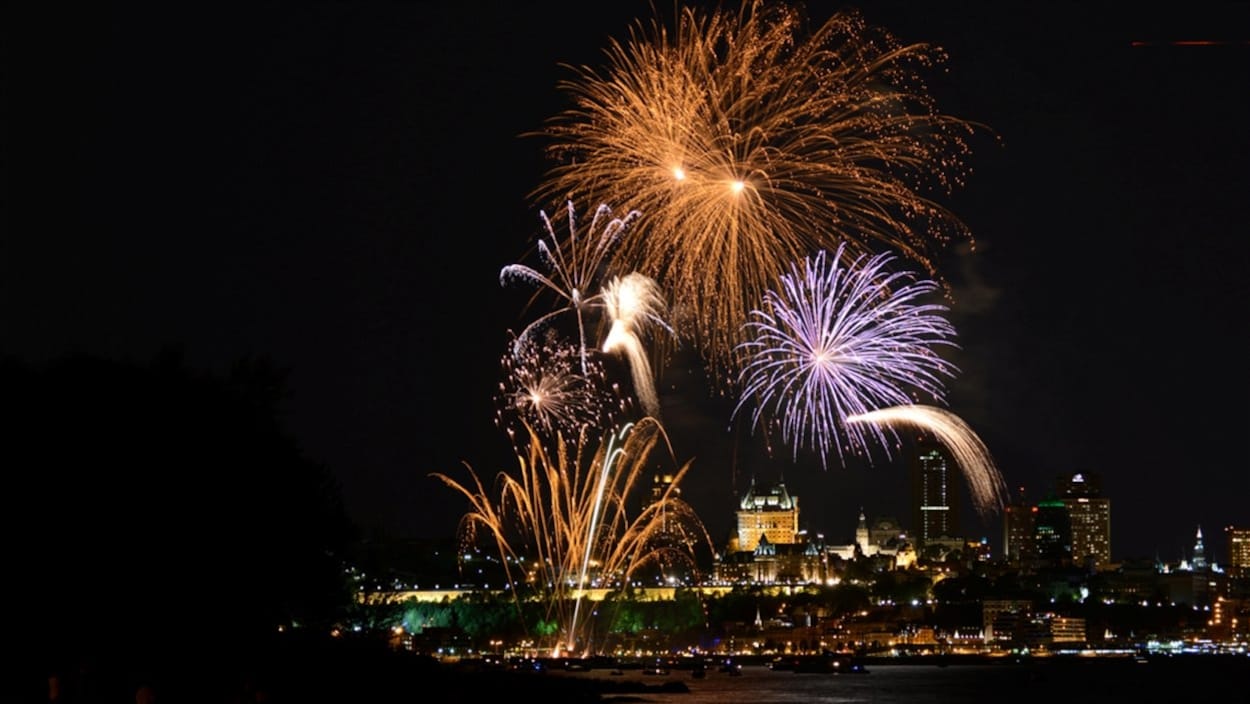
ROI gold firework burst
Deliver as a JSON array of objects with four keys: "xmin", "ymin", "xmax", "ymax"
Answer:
[{"xmin": 532, "ymin": 1, "xmax": 986, "ymax": 387}]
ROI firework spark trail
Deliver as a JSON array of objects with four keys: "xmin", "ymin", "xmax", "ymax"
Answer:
[
  {"xmin": 601, "ymin": 272, "xmax": 674, "ymax": 419},
  {"xmin": 570, "ymin": 422, "xmax": 629, "ymax": 654},
  {"xmin": 500, "ymin": 201, "xmax": 639, "ymax": 374},
  {"xmin": 533, "ymin": 1, "xmax": 985, "ymax": 385},
  {"xmin": 847, "ymin": 405, "xmax": 1009, "ymax": 518},
  {"xmin": 734, "ymin": 244, "xmax": 959, "ymax": 469},
  {"xmin": 430, "ymin": 418, "xmax": 712, "ymax": 656}
]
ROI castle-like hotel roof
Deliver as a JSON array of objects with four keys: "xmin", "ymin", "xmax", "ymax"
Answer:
[{"xmin": 739, "ymin": 479, "xmax": 795, "ymax": 511}]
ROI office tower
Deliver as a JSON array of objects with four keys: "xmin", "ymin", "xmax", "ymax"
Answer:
[
  {"xmin": 1002, "ymin": 485, "xmax": 1035, "ymax": 565},
  {"xmin": 1227, "ymin": 526, "xmax": 1250, "ymax": 575},
  {"xmin": 1033, "ymin": 499, "xmax": 1072, "ymax": 567},
  {"xmin": 910, "ymin": 441, "xmax": 960, "ymax": 548},
  {"xmin": 1057, "ymin": 471, "xmax": 1111, "ymax": 569}
]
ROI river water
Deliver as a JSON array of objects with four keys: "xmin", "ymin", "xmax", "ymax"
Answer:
[{"xmin": 543, "ymin": 657, "xmax": 1250, "ymax": 703}]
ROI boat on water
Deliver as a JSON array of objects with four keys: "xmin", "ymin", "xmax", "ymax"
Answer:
[
  {"xmin": 642, "ymin": 659, "xmax": 671, "ymax": 675},
  {"xmin": 774, "ymin": 654, "xmax": 869, "ymax": 674}
]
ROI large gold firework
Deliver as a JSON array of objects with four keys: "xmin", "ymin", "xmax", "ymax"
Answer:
[
  {"xmin": 532, "ymin": 1, "xmax": 985, "ymax": 387},
  {"xmin": 430, "ymin": 418, "xmax": 712, "ymax": 656}
]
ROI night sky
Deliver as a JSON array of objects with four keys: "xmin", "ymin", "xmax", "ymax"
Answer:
[{"xmin": 6, "ymin": 2, "xmax": 1249, "ymax": 565}]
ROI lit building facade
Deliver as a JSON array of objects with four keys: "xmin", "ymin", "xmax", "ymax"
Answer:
[
  {"xmin": 1057, "ymin": 472, "xmax": 1111, "ymax": 569},
  {"xmin": 1226, "ymin": 526, "xmax": 1250, "ymax": 575},
  {"xmin": 733, "ymin": 479, "xmax": 799, "ymax": 552},
  {"xmin": 1033, "ymin": 499, "xmax": 1072, "ymax": 567},
  {"xmin": 717, "ymin": 480, "xmax": 823, "ymax": 585},
  {"xmin": 715, "ymin": 482, "xmax": 910, "ymax": 585},
  {"xmin": 1002, "ymin": 486, "xmax": 1035, "ymax": 565},
  {"xmin": 910, "ymin": 442, "xmax": 960, "ymax": 548},
  {"xmin": 983, "ymin": 599, "xmax": 1032, "ymax": 642}
]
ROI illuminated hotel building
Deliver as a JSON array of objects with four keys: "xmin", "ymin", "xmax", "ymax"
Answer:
[
  {"xmin": 734, "ymin": 479, "xmax": 799, "ymax": 551},
  {"xmin": 1057, "ymin": 471, "xmax": 1111, "ymax": 569}
]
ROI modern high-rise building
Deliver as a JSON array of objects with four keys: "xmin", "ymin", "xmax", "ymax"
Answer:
[
  {"xmin": 1033, "ymin": 499, "xmax": 1072, "ymax": 567},
  {"xmin": 1226, "ymin": 526, "xmax": 1250, "ymax": 575},
  {"xmin": 1057, "ymin": 471, "xmax": 1111, "ymax": 569},
  {"xmin": 1002, "ymin": 486, "xmax": 1036, "ymax": 565},
  {"xmin": 910, "ymin": 441, "xmax": 960, "ymax": 548}
]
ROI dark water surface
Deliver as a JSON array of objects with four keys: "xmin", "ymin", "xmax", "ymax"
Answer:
[{"xmin": 542, "ymin": 657, "xmax": 1250, "ymax": 704}]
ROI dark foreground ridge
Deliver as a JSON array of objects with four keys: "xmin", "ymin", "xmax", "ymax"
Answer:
[{"xmin": 28, "ymin": 633, "xmax": 691, "ymax": 703}]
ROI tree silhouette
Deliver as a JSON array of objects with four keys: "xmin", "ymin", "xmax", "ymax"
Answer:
[{"xmin": 6, "ymin": 350, "xmax": 355, "ymax": 684}]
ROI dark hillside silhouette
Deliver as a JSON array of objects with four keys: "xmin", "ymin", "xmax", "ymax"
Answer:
[{"xmin": 5, "ymin": 350, "xmax": 355, "ymax": 699}]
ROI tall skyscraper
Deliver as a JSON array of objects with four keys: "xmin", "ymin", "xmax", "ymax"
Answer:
[
  {"xmin": 910, "ymin": 441, "xmax": 960, "ymax": 547},
  {"xmin": 1002, "ymin": 486, "xmax": 1035, "ymax": 565},
  {"xmin": 1057, "ymin": 471, "xmax": 1111, "ymax": 569},
  {"xmin": 1033, "ymin": 499, "xmax": 1072, "ymax": 567}
]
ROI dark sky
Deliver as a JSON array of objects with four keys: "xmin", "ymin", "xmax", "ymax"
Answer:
[{"xmin": 5, "ymin": 2, "xmax": 1249, "ymax": 565}]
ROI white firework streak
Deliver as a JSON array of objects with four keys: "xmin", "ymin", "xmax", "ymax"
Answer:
[
  {"xmin": 602, "ymin": 272, "xmax": 675, "ymax": 419},
  {"xmin": 848, "ymin": 404, "xmax": 1009, "ymax": 519}
]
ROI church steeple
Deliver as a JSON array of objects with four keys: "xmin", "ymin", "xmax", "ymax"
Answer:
[{"xmin": 1192, "ymin": 525, "xmax": 1207, "ymax": 572}]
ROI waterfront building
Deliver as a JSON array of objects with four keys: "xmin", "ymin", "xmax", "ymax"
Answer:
[
  {"xmin": 1020, "ymin": 613, "xmax": 1087, "ymax": 648},
  {"xmin": 1206, "ymin": 595, "xmax": 1247, "ymax": 642},
  {"xmin": 982, "ymin": 598, "xmax": 1032, "ymax": 643}
]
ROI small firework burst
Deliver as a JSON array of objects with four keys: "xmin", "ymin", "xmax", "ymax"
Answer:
[{"xmin": 495, "ymin": 330, "xmax": 629, "ymax": 443}]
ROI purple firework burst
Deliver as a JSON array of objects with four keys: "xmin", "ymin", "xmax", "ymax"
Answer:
[{"xmin": 733, "ymin": 244, "xmax": 959, "ymax": 468}]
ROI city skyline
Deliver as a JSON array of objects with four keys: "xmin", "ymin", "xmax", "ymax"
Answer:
[{"xmin": 6, "ymin": 2, "xmax": 1248, "ymax": 565}]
